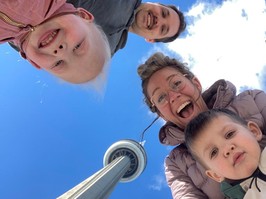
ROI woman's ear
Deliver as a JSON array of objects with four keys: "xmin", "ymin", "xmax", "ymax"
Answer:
[
  {"xmin": 77, "ymin": 8, "xmax": 94, "ymax": 21},
  {"xmin": 247, "ymin": 121, "xmax": 263, "ymax": 141},
  {"xmin": 205, "ymin": 170, "xmax": 225, "ymax": 183},
  {"xmin": 191, "ymin": 76, "xmax": 202, "ymax": 92}
]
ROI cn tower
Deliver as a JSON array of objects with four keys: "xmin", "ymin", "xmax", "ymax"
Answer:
[{"xmin": 57, "ymin": 139, "xmax": 147, "ymax": 199}]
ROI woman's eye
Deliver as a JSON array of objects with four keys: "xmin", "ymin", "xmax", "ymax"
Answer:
[
  {"xmin": 170, "ymin": 80, "xmax": 182, "ymax": 91},
  {"xmin": 157, "ymin": 93, "xmax": 167, "ymax": 104},
  {"xmin": 174, "ymin": 81, "xmax": 182, "ymax": 87}
]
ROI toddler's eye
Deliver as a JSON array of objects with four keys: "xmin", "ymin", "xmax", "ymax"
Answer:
[
  {"xmin": 210, "ymin": 148, "xmax": 218, "ymax": 159},
  {"xmin": 225, "ymin": 131, "xmax": 235, "ymax": 139}
]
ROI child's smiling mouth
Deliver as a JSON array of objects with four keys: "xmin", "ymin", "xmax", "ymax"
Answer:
[{"xmin": 39, "ymin": 29, "xmax": 59, "ymax": 48}]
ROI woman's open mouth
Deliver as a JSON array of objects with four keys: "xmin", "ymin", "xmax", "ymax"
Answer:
[{"xmin": 177, "ymin": 101, "xmax": 194, "ymax": 118}]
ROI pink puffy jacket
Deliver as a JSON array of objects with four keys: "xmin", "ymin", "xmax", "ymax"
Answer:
[
  {"xmin": 160, "ymin": 79, "xmax": 266, "ymax": 198},
  {"xmin": 0, "ymin": 0, "xmax": 76, "ymax": 51}
]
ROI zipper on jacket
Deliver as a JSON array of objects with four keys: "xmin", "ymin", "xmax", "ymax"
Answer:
[{"xmin": 0, "ymin": 11, "xmax": 31, "ymax": 29}]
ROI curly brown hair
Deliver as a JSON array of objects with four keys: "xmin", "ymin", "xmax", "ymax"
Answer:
[{"xmin": 137, "ymin": 52, "xmax": 194, "ymax": 113}]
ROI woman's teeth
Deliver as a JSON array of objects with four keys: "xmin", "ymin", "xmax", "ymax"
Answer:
[{"xmin": 177, "ymin": 101, "xmax": 191, "ymax": 114}]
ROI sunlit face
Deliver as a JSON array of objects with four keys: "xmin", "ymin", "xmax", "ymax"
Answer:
[
  {"xmin": 130, "ymin": 2, "xmax": 180, "ymax": 42},
  {"xmin": 193, "ymin": 116, "xmax": 262, "ymax": 181},
  {"xmin": 147, "ymin": 67, "xmax": 207, "ymax": 129},
  {"xmin": 23, "ymin": 11, "xmax": 110, "ymax": 83}
]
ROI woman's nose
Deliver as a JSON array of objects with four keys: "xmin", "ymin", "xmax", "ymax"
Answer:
[{"xmin": 168, "ymin": 90, "xmax": 180, "ymax": 104}]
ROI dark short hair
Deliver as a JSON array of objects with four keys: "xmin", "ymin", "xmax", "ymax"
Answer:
[
  {"xmin": 185, "ymin": 108, "xmax": 247, "ymax": 167},
  {"xmin": 154, "ymin": 4, "xmax": 186, "ymax": 43},
  {"xmin": 137, "ymin": 52, "xmax": 194, "ymax": 113}
]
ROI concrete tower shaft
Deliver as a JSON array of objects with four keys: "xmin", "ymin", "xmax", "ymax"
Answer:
[{"xmin": 57, "ymin": 139, "xmax": 147, "ymax": 199}]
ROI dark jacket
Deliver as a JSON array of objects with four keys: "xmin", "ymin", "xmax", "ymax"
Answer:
[
  {"xmin": 1, "ymin": 0, "xmax": 76, "ymax": 51},
  {"xmin": 67, "ymin": 0, "xmax": 141, "ymax": 56}
]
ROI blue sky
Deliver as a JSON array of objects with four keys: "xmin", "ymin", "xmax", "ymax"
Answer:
[{"xmin": 0, "ymin": 0, "xmax": 265, "ymax": 199}]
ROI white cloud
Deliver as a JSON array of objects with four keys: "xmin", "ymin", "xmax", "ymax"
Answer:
[
  {"xmin": 166, "ymin": 0, "xmax": 266, "ymax": 92},
  {"xmin": 148, "ymin": 166, "xmax": 168, "ymax": 191}
]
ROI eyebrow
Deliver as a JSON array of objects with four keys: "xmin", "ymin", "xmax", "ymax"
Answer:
[{"xmin": 151, "ymin": 74, "xmax": 177, "ymax": 96}]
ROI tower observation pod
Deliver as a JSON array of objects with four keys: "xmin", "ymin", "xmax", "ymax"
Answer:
[{"xmin": 57, "ymin": 139, "xmax": 147, "ymax": 199}]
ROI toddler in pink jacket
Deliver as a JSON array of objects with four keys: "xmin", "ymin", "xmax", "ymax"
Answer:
[{"xmin": 0, "ymin": 0, "xmax": 110, "ymax": 84}]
